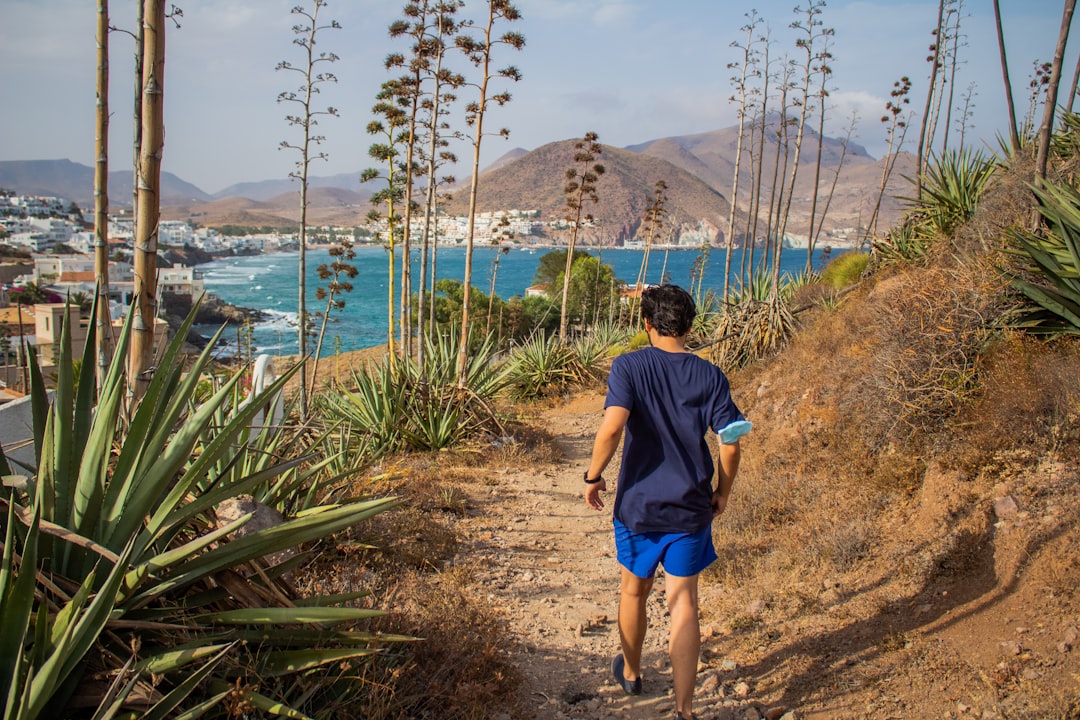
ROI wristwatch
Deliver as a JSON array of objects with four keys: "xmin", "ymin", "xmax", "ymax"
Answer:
[{"xmin": 584, "ymin": 471, "xmax": 603, "ymax": 484}]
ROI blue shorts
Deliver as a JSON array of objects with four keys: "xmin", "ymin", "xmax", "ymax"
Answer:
[{"xmin": 614, "ymin": 518, "xmax": 718, "ymax": 579}]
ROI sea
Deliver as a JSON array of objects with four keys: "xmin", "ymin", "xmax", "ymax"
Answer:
[{"xmin": 196, "ymin": 244, "xmax": 836, "ymax": 356}]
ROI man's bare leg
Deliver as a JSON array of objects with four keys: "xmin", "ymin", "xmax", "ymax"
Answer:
[
  {"xmin": 617, "ymin": 567, "xmax": 654, "ymax": 682},
  {"xmin": 665, "ymin": 573, "xmax": 701, "ymax": 718}
]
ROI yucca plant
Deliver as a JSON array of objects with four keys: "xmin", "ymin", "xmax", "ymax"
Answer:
[
  {"xmin": 0, "ymin": 299, "xmax": 405, "ymax": 719},
  {"xmin": 1005, "ymin": 181, "xmax": 1080, "ymax": 336},
  {"xmin": 570, "ymin": 321, "xmax": 629, "ymax": 380},
  {"xmin": 321, "ymin": 330, "xmax": 509, "ymax": 462},
  {"xmin": 905, "ymin": 147, "xmax": 996, "ymax": 239}
]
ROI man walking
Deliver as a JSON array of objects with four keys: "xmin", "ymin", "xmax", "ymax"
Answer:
[{"xmin": 584, "ymin": 284, "xmax": 750, "ymax": 720}]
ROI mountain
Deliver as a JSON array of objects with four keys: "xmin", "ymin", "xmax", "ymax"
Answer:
[
  {"xmin": 0, "ymin": 159, "xmax": 211, "ymax": 208},
  {"xmin": 168, "ymin": 187, "xmax": 370, "ymax": 228},
  {"xmin": 626, "ymin": 117, "xmax": 910, "ymax": 238},
  {"xmin": 213, "ymin": 171, "xmax": 373, "ymax": 202},
  {"xmin": 2, "ymin": 119, "xmax": 914, "ymax": 239}
]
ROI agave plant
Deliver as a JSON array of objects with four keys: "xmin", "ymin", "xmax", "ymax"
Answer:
[
  {"xmin": 320, "ymin": 330, "xmax": 510, "ymax": 463},
  {"xmin": 905, "ymin": 147, "xmax": 996, "ymax": 239},
  {"xmin": 1005, "ymin": 181, "xmax": 1080, "ymax": 336},
  {"xmin": 0, "ymin": 300, "xmax": 404, "ymax": 719},
  {"xmin": 873, "ymin": 220, "xmax": 930, "ymax": 266},
  {"xmin": 506, "ymin": 333, "xmax": 589, "ymax": 401}
]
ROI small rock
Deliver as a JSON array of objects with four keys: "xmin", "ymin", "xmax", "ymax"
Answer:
[
  {"xmin": 741, "ymin": 707, "xmax": 762, "ymax": 720},
  {"xmin": 1064, "ymin": 626, "xmax": 1079, "ymax": 644},
  {"xmin": 957, "ymin": 702, "xmax": 971, "ymax": 714},
  {"xmin": 715, "ymin": 709, "xmax": 736, "ymax": 720},
  {"xmin": 721, "ymin": 659, "xmax": 738, "ymax": 672},
  {"xmin": 746, "ymin": 599, "xmax": 766, "ymax": 615},
  {"xmin": 1022, "ymin": 668, "xmax": 1040, "ymax": 680},
  {"xmin": 993, "ymin": 495, "xmax": 1019, "ymax": 518},
  {"xmin": 780, "ymin": 712, "xmax": 800, "ymax": 720},
  {"xmin": 1058, "ymin": 642, "xmax": 1072, "ymax": 654},
  {"xmin": 1000, "ymin": 640, "xmax": 1022, "ymax": 656},
  {"xmin": 734, "ymin": 681, "xmax": 751, "ymax": 698},
  {"xmin": 765, "ymin": 707, "xmax": 788, "ymax": 720},
  {"xmin": 700, "ymin": 672, "xmax": 721, "ymax": 694}
]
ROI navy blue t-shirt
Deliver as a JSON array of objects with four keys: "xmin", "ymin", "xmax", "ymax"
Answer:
[{"xmin": 605, "ymin": 346, "xmax": 744, "ymax": 534}]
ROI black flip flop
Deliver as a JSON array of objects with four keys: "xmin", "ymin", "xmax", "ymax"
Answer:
[{"xmin": 610, "ymin": 653, "xmax": 642, "ymax": 695}]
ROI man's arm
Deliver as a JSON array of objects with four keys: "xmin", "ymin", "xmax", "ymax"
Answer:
[
  {"xmin": 584, "ymin": 405, "xmax": 630, "ymax": 511},
  {"xmin": 712, "ymin": 440, "xmax": 741, "ymax": 517}
]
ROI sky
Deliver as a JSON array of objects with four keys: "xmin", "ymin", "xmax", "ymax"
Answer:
[{"xmin": 1, "ymin": 0, "xmax": 1077, "ymax": 195}]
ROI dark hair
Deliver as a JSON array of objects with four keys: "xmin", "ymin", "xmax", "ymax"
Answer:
[{"xmin": 641, "ymin": 284, "xmax": 696, "ymax": 336}]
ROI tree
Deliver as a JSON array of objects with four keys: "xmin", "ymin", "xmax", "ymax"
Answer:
[
  {"xmin": 94, "ymin": 0, "xmax": 112, "ymax": 392},
  {"xmin": 276, "ymin": 0, "xmax": 340, "ymax": 418},
  {"xmin": 534, "ymin": 249, "xmax": 590, "ymax": 286},
  {"xmin": 1035, "ymin": 0, "xmax": 1077, "ymax": 183},
  {"xmin": 454, "ymin": 0, "xmax": 523, "ymax": 385},
  {"xmin": 633, "ymin": 181, "xmax": 669, "ymax": 324},
  {"xmin": 558, "ymin": 131, "xmax": 604, "ymax": 343},
  {"xmin": 778, "ymin": 0, "xmax": 830, "ymax": 282},
  {"xmin": 803, "ymin": 10, "xmax": 835, "ymax": 272},
  {"xmin": 398, "ymin": 1, "xmax": 464, "ymax": 365},
  {"xmin": 129, "ymin": 0, "xmax": 166, "ymax": 404},
  {"xmin": 915, "ymin": 0, "xmax": 947, "ymax": 200},
  {"xmin": 486, "ymin": 215, "xmax": 512, "ymax": 337},
  {"xmin": 552, "ymin": 254, "xmax": 621, "ymax": 331}
]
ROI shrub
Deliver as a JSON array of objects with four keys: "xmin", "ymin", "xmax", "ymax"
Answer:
[{"xmin": 819, "ymin": 251, "xmax": 869, "ymax": 289}]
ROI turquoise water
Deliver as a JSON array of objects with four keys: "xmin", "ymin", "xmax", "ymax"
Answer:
[{"xmin": 198, "ymin": 244, "xmax": 832, "ymax": 356}]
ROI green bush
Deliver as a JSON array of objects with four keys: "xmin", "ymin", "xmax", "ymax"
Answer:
[{"xmin": 820, "ymin": 252, "xmax": 870, "ymax": 289}]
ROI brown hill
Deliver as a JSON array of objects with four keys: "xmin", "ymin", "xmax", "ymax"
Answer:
[
  {"xmin": 631, "ymin": 119, "xmax": 913, "ymax": 238},
  {"xmin": 443, "ymin": 140, "xmax": 737, "ymax": 246}
]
